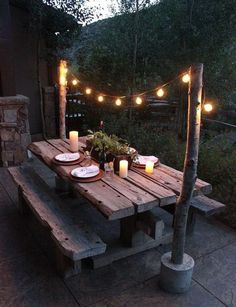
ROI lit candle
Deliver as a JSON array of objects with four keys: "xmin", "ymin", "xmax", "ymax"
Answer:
[
  {"xmin": 119, "ymin": 160, "xmax": 128, "ymax": 178},
  {"xmin": 145, "ymin": 161, "xmax": 154, "ymax": 174},
  {"xmin": 69, "ymin": 131, "xmax": 78, "ymax": 152}
]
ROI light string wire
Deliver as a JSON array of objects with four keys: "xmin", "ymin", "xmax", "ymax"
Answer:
[{"xmin": 67, "ymin": 70, "xmax": 190, "ymax": 102}]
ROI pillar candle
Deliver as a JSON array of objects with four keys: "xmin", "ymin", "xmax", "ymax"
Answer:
[
  {"xmin": 119, "ymin": 160, "xmax": 128, "ymax": 178},
  {"xmin": 69, "ymin": 131, "xmax": 78, "ymax": 152},
  {"xmin": 145, "ymin": 161, "xmax": 154, "ymax": 174}
]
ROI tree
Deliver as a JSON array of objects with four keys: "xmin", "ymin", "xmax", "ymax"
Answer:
[{"xmin": 160, "ymin": 63, "xmax": 203, "ymax": 293}]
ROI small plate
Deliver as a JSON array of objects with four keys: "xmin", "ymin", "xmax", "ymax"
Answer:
[
  {"xmin": 71, "ymin": 165, "xmax": 99, "ymax": 178},
  {"xmin": 134, "ymin": 155, "xmax": 158, "ymax": 165},
  {"xmin": 55, "ymin": 152, "xmax": 80, "ymax": 162}
]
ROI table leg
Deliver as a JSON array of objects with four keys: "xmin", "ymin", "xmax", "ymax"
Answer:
[
  {"xmin": 120, "ymin": 212, "xmax": 165, "ymax": 247},
  {"xmin": 120, "ymin": 215, "xmax": 136, "ymax": 247}
]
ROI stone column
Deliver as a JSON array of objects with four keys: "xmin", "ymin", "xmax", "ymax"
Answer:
[{"xmin": 0, "ymin": 95, "xmax": 31, "ymax": 167}]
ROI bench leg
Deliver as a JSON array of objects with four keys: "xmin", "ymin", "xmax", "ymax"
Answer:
[{"xmin": 55, "ymin": 248, "xmax": 81, "ymax": 279}]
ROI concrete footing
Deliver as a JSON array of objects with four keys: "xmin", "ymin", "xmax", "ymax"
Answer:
[{"xmin": 159, "ymin": 252, "xmax": 194, "ymax": 293}]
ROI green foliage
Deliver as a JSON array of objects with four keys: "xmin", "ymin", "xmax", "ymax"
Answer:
[
  {"xmin": 75, "ymin": 0, "xmax": 236, "ymax": 105},
  {"xmin": 28, "ymin": 0, "xmax": 94, "ymax": 61},
  {"xmin": 103, "ymin": 116, "xmax": 236, "ymax": 228},
  {"xmin": 88, "ymin": 130, "xmax": 130, "ymax": 155}
]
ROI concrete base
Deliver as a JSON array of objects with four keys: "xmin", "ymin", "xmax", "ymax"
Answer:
[{"xmin": 159, "ymin": 252, "xmax": 194, "ymax": 293}]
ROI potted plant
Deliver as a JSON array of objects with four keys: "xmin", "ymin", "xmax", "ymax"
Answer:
[{"xmin": 86, "ymin": 130, "xmax": 137, "ymax": 172}]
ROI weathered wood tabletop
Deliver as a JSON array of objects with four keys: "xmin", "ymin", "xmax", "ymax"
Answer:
[
  {"xmin": 28, "ymin": 137, "xmax": 212, "ymax": 266},
  {"xmin": 28, "ymin": 138, "xmax": 212, "ymax": 221}
]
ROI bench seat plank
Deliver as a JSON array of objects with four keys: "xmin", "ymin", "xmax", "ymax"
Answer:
[
  {"xmin": 8, "ymin": 166, "xmax": 106, "ymax": 261},
  {"xmin": 191, "ymin": 195, "xmax": 225, "ymax": 216}
]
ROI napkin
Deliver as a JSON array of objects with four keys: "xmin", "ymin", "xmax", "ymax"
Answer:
[
  {"xmin": 73, "ymin": 165, "xmax": 99, "ymax": 177},
  {"xmin": 136, "ymin": 155, "xmax": 158, "ymax": 165}
]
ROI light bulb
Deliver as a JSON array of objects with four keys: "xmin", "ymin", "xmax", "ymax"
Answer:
[
  {"xmin": 204, "ymin": 103, "xmax": 213, "ymax": 112},
  {"xmin": 85, "ymin": 88, "xmax": 92, "ymax": 95},
  {"xmin": 115, "ymin": 98, "xmax": 122, "ymax": 106},
  {"xmin": 135, "ymin": 97, "xmax": 142, "ymax": 105},
  {"xmin": 72, "ymin": 79, "xmax": 78, "ymax": 86},
  {"xmin": 157, "ymin": 88, "xmax": 164, "ymax": 97},
  {"xmin": 98, "ymin": 95, "xmax": 104, "ymax": 102},
  {"xmin": 182, "ymin": 73, "xmax": 190, "ymax": 83}
]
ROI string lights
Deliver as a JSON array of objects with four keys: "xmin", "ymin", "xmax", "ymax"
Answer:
[
  {"xmin": 98, "ymin": 95, "xmax": 104, "ymax": 102},
  {"xmin": 204, "ymin": 103, "xmax": 213, "ymax": 112},
  {"xmin": 115, "ymin": 98, "xmax": 122, "ymax": 106},
  {"xmin": 135, "ymin": 97, "xmax": 142, "ymax": 105},
  {"xmin": 182, "ymin": 73, "xmax": 190, "ymax": 83},
  {"xmin": 72, "ymin": 79, "xmax": 78, "ymax": 86},
  {"xmin": 67, "ymin": 69, "xmax": 213, "ymax": 112},
  {"xmin": 156, "ymin": 88, "xmax": 164, "ymax": 97},
  {"xmin": 85, "ymin": 87, "xmax": 92, "ymax": 95}
]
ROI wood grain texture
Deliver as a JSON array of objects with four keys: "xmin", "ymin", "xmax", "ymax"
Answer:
[
  {"xmin": 191, "ymin": 195, "xmax": 225, "ymax": 216},
  {"xmin": 28, "ymin": 141, "xmax": 135, "ymax": 220},
  {"xmin": 158, "ymin": 164, "xmax": 212, "ymax": 195},
  {"xmin": 126, "ymin": 171, "xmax": 176, "ymax": 207},
  {"xmin": 8, "ymin": 166, "xmax": 106, "ymax": 261}
]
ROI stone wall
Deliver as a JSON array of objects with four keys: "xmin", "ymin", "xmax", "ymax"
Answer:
[{"xmin": 0, "ymin": 95, "xmax": 31, "ymax": 166}]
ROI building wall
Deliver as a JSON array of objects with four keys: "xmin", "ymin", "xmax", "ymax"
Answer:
[{"xmin": 10, "ymin": 4, "xmax": 49, "ymax": 135}]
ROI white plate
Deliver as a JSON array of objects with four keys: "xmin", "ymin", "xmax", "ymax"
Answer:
[
  {"xmin": 135, "ymin": 155, "xmax": 158, "ymax": 165},
  {"xmin": 71, "ymin": 165, "xmax": 100, "ymax": 178},
  {"xmin": 55, "ymin": 152, "xmax": 80, "ymax": 162}
]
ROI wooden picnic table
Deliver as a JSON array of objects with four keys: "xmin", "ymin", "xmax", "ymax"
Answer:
[{"xmin": 28, "ymin": 137, "xmax": 212, "ymax": 267}]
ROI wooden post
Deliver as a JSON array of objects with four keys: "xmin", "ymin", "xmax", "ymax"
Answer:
[
  {"xmin": 171, "ymin": 63, "xmax": 203, "ymax": 264},
  {"xmin": 58, "ymin": 60, "xmax": 67, "ymax": 140}
]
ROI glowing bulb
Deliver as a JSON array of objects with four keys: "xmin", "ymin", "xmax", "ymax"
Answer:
[
  {"xmin": 98, "ymin": 95, "xmax": 104, "ymax": 102},
  {"xmin": 85, "ymin": 88, "xmax": 92, "ymax": 95},
  {"xmin": 72, "ymin": 79, "xmax": 78, "ymax": 86},
  {"xmin": 135, "ymin": 97, "xmax": 142, "ymax": 105},
  {"xmin": 115, "ymin": 98, "xmax": 122, "ymax": 106},
  {"xmin": 204, "ymin": 103, "xmax": 213, "ymax": 112},
  {"xmin": 156, "ymin": 88, "xmax": 164, "ymax": 97},
  {"xmin": 182, "ymin": 73, "xmax": 190, "ymax": 83}
]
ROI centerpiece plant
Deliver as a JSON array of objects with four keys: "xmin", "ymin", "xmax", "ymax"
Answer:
[{"xmin": 87, "ymin": 130, "xmax": 136, "ymax": 171}]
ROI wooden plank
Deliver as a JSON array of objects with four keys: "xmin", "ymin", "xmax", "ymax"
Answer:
[
  {"xmin": 157, "ymin": 164, "xmax": 212, "ymax": 194},
  {"xmin": 51, "ymin": 224, "xmax": 106, "ymax": 261},
  {"xmin": 8, "ymin": 166, "xmax": 68, "ymax": 230},
  {"xmin": 191, "ymin": 195, "xmax": 225, "ymax": 216},
  {"xmin": 50, "ymin": 139, "xmax": 168, "ymax": 212},
  {"xmin": 132, "ymin": 167, "xmax": 187, "ymax": 196},
  {"xmin": 102, "ymin": 174, "xmax": 158, "ymax": 212},
  {"xmin": 28, "ymin": 141, "xmax": 135, "ymax": 220},
  {"xmin": 8, "ymin": 166, "xmax": 107, "ymax": 261},
  {"xmin": 47, "ymin": 138, "xmax": 72, "ymax": 153},
  {"xmin": 126, "ymin": 171, "xmax": 176, "ymax": 207}
]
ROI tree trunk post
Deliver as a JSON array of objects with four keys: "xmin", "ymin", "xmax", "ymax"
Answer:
[
  {"xmin": 160, "ymin": 63, "xmax": 203, "ymax": 293},
  {"xmin": 58, "ymin": 60, "xmax": 67, "ymax": 140}
]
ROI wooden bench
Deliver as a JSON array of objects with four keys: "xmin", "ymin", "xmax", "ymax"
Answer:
[
  {"xmin": 8, "ymin": 166, "xmax": 106, "ymax": 278},
  {"xmin": 162, "ymin": 195, "xmax": 226, "ymax": 234},
  {"xmin": 187, "ymin": 195, "xmax": 226, "ymax": 233}
]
